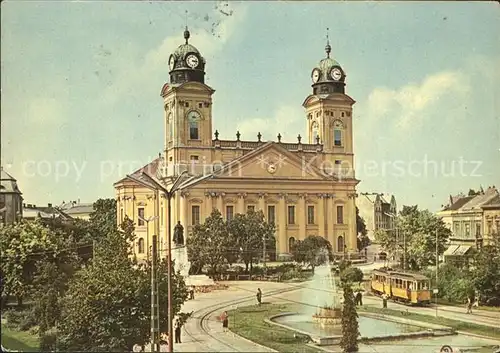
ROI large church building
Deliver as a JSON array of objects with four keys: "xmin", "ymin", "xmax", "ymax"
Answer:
[{"xmin": 114, "ymin": 28, "xmax": 360, "ymax": 261}]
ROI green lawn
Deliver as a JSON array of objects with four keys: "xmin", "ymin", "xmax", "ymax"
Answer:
[
  {"xmin": 1, "ymin": 324, "xmax": 39, "ymax": 352},
  {"xmin": 228, "ymin": 303, "xmax": 322, "ymax": 353},
  {"xmin": 358, "ymin": 306, "xmax": 500, "ymax": 340}
]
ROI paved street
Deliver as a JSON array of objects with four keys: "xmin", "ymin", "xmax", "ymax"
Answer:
[{"xmin": 173, "ymin": 278, "xmax": 500, "ymax": 352}]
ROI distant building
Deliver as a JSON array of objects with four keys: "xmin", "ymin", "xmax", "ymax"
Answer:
[
  {"xmin": 481, "ymin": 193, "xmax": 500, "ymax": 246},
  {"xmin": 356, "ymin": 193, "xmax": 397, "ymax": 240},
  {"xmin": 59, "ymin": 200, "xmax": 93, "ymax": 220},
  {"xmin": 437, "ymin": 186, "xmax": 499, "ymax": 263},
  {"xmin": 0, "ymin": 168, "xmax": 23, "ymax": 226},
  {"xmin": 22, "ymin": 203, "xmax": 72, "ymax": 222}
]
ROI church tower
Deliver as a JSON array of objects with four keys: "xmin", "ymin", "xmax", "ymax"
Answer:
[
  {"xmin": 303, "ymin": 32, "xmax": 356, "ymax": 171},
  {"xmin": 160, "ymin": 27, "xmax": 215, "ymax": 176}
]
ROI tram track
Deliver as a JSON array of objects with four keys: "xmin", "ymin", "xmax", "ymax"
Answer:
[{"xmin": 182, "ymin": 285, "xmax": 301, "ymax": 352}]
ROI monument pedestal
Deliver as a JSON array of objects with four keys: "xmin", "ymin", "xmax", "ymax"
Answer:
[{"xmin": 171, "ymin": 245, "xmax": 214, "ymax": 286}]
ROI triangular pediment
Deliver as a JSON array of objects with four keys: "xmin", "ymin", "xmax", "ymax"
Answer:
[
  {"xmin": 214, "ymin": 142, "xmax": 330, "ymax": 180},
  {"xmin": 302, "ymin": 93, "xmax": 356, "ymax": 107},
  {"xmin": 161, "ymin": 81, "xmax": 215, "ymax": 97}
]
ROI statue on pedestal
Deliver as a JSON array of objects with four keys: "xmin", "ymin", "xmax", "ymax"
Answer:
[{"xmin": 173, "ymin": 221, "xmax": 184, "ymax": 246}]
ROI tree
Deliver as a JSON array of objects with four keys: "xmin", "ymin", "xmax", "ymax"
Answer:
[
  {"xmin": 291, "ymin": 235, "xmax": 333, "ymax": 274},
  {"xmin": 227, "ymin": 209, "xmax": 276, "ymax": 273},
  {"xmin": 340, "ymin": 267, "xmax": 364, "ymax": 285},
  {"xmin": 471, "ymin": 233, "xmax": 500, "ymax": 305},
  {"xmin": 186, "ymin": 209, "xmax": 234, "ymax": 276},
  {"xmin": 88, "ymin": 198, "xmax": 118, "ymax": 239},
  {"xmin": 340, "ymin": 284, "xmax": 359, "ymax": 352},
  {"xmin": 375, "ymin": 205, "xmax": 451, "ymax": 270},
  {"xmin": 57, "ymin": 224, "xmax": 188, "ymax": 351},
  {"xmin": 355, "ymin": 207, "xmax": 367, "ymax": 237},
  {"xmin": 0, "ymin": 220, "xmax": 77, "ymax": 307}
]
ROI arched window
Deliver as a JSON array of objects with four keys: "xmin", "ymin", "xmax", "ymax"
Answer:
[
  {"xmin": 138, "ymin": 238, "xmax": 145, "ymax": 254},
  {"xmin": 332, "ymin": 120, "xmax": 344, "ymax": 147},
  {"xmin": 337, "ymin": 236, "xmax": 344, "ymax": 253},
  {"xmin": 288, "ymin": 237, "xmax": 296, "ymax": 252},
  {"xmin": 311, "ymin": 121, "xmax": 319, "ymax": 141},
  {"xmin": 168, "ymin": 113, "xmax": 174, "ymax": 141},
  {"xmin": 187, "ymin": 111, "xmax": 201, "ymax": 140}
]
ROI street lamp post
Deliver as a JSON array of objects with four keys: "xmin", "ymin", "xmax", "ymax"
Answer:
[
  {"xmin": 435, "ymin": 228, "xmax": 439, "ymax": 317},
  {"xmin": 126, "ymin": 169, "xmax": 217, "ymax": 353}
]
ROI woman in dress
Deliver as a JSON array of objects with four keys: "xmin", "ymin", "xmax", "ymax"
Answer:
[{"xmin": 221, "ymin": 311, "xmax": 229, "ymax": 332}]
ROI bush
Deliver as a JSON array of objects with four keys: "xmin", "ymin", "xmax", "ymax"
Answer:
[
  {"xmin": 40, "ymin": 330, "xmax": 57, "ymax": 351},
  {"xmin": 340, "ymin": 267, "xmax": 364, "ymax": 284},
  {"xmin": 4, "ymin": 308, "xmax": 37, "ymax": 331}
]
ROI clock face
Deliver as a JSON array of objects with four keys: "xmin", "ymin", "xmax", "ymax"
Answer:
[
  {"xmin": 187, "ymin": 111, "xmax": 201, "ymax": 121},
  {"xmin": 311, "ymin": 69, "xmax": 320, "ymax": 83},
  {"xmin": 168, "ymin": 55, "xmax": 175, "ymax": 71},
  {"xmin": 267, "ymin": 163, "xmax": 277, "ymax": 174},
  {"xmin": 331, "ymin": 68, "xmax": 342, "ymax": 81},
  {"xmin": 186, "ymin": 54, "xmax": 199, "ymax": 69}
]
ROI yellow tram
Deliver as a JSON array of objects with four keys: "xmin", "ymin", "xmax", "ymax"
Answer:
[{"xmin": 371, "ymin": 268, "xmax": 431, "ymax": 305}]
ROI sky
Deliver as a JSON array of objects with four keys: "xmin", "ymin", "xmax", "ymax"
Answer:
[{"xmin": 1, "ymin": 1, "xmax": 499, "ymax": 212}]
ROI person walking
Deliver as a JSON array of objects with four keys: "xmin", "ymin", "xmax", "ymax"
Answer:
[
  {"xmin": 221, "ymin": 311, "xmax": 229, "ymax": 332},
  {"xmin": 174, "ymin": 318, "xmax": 182, "ymax": 343},
  {"xmin": 189, "ymin": 286, "xmax": 195, "ymax": 300},
  {"xmin": 466, "ymin": 296, "xmax": 473, "ymax": 314},
  {"xmin": 382, "ymin": 293, "xmax": 388, "ymax": 308},
  {"xmin": 256, "ymin": 288, "xmax": 262, "ymax": 306},
  {"xmin": 358, "ymin": 290, "xmax": 363, "ymax": 306}
]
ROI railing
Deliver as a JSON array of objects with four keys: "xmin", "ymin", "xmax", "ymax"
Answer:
[{"xmin": 213, "ymin": 139, "xmax": 322, "ymax": 153}]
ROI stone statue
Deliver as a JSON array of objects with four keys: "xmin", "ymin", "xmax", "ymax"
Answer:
[{"xmin": 173, "ymin": 221, "xmax": 184, "ymax": 246}]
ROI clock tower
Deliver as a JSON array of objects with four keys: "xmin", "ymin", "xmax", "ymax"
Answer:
[
  {"xmin": 160, "ymin": 27, "xmax": 215, "ymax": 176},
  {"xmin": 303, "ymin": 33, "xmax": 355, "ymax": 166}
]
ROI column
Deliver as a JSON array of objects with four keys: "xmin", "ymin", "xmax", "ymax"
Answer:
[
  {"xmin": 237, "ymin": 193, "xmax": 245, "ymax": 214},
  {"xmin": 298, "ymin": 194, "xmax": 306, "ymax": 240},
  {"xmin": 216, "ymin": 192, "xmax": 224, "ymax": 212},
  {"xmin": 278, "ymin": 193, "xmax": 287, "ymax": 254},
  {"xmin": 327, "ymin": 195, "xmax": 335, "ymax": 251},
  {"xmin": 317, "ymin": 194, "xmax": 325, "ymax": 239},
  {"xmin": 203, "ymin": 192, "xmax": 212, "ymax": 221},
  {"xmin": 179, "ymin": 192, "xmax": 188, "ymax": 230},
  {"xmin": 258, "ymin": 193, "xmax": 266, "ymax": 213},
  {"xmin": 348, "ymin": 196, "xmax": 357, "ymax": 252}
]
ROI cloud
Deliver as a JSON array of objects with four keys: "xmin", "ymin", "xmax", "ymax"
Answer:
[
  {"xmin": 365, "ymin": 70, "xmax": 469, "ymax": 130},
  {"xmin": 103, "ymin": 3, "xmax": 248, "ymax": 104},
  {"xmin": 236, "ymin": 105, "xmax": 305, "ymax": 142}
]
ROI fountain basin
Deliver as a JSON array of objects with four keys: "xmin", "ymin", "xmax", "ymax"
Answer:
[{"xmin": 268, "ymin": 312, "xmax": 454, "ymax": 346}]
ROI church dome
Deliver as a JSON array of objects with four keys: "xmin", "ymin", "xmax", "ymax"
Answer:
[
  {"xmin": 310, "ymin": 32, "xmax": 346, "ymax": 94},
  {"xmin": 168, "ymin": 28, "xmax": 206, "ymax": 84}
]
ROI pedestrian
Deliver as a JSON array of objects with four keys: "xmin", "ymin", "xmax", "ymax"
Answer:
[
  {"xmin": 358, "ymin": 290, "xmax": 363, "ymax": 306},
  {"xmin": 256, "ymin": 288, "xmax": 262, "ymax": 305},
  {"xmin": 221, "ymin": 311, "xmax": 229, "ymax": 332},
  {"xmin": 189, "ymin": 286, "xmax": 195, "ymax": 300},
  {"xmin": 382, "ymin": 293, "xmax": 388, "ymax": 308},
  {"xmin": 466, "ymin": 296, "xmax": 473, "ymax": 314},
  {"xmin": 174, "ymin": 318, "xmax": 182, "ymax": 343}
]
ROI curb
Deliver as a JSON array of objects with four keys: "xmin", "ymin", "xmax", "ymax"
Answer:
[{"xmin": 456, "ymin": 331, "xmax": 500, "ymax": 341}]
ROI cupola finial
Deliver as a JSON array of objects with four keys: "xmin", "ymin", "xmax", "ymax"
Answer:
[
  {"xmin": 184, "ymin": 10, "xmax": 190, "ymax": 44},
  {"xmin": 325, "ymin": 27, "xmax": 331, "ymax": 58}
]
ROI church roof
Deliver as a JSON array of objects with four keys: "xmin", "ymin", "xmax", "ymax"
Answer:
[{"xmin": 0, "ymin": 168, "xmax": 22, "ymax": 194}]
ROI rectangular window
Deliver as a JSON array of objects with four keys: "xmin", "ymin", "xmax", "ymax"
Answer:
[
  {"xmin": 138, "ymin": 207, "xmax": 145, "ymax": 226},
  {"xmin": 464, "ymin": 223, "xmax": 470, "ymax": 238},
  {"xmin": 475, "ymin": 222, "xmax": 481, "ymax": 236},
  {"xmin": 335, "ymin": 160, "xmax": 342, "ymax": 165},
  {"xmin": 288, "ymin": 205, "xmax": 295, "ymax": 225},
  {"xmin": 226, "ymin": 205, "xmax": 234, "ymax": 222},
  {"xmin": 161, "ymin": 207, "xmax": 164, "ymax": 226},
  {"xmin": 336, "ymin": 205, "xmax": 344, "ymax": 224},
  {"xmin": 247, "ymin": 205, "xmax": 255, "ymax": 212},
  {"xmin": 198, "ymin": 102, "xmax": 203, "ymax": 108},
  {"xmin": 334, "ymin": 130, "xmax": 342, "ymax": 146},
  {"xmin": 189, "ymin": 123, "xmax": 199, "ymax": 140},
  {"xmin": 191, "ymin": 205, "xmax": 200, "ymax": 226},
  {"xmin": 268, "ymin": 205, "xmax": 276, "ymax": 225},
  {"xmin": 495, "ymin": 220, "xmax": 500, "ymax": 232},
  {"xmin": 190, "ymin": 155, "xmax": 199, "ymax": 161},
  {"xmin": 453, "ymin": 221, "xmax": 460, "ymax": 236},
  {"xmin": 307, "ymin": 205, "xmax": 315, "ymax": 224},
  {"xmin": 120, "ymin": 208, "xmax": 124, "ymax": 223}
]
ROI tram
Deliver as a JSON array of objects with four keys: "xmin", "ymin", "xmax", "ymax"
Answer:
[{"xmin": 371, "ymin": 268, "xmax": 432, "ymax": 305}]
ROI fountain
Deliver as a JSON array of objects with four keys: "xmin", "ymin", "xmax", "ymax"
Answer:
[
  {"xmin": 311, "ymin": 261, "xmax": 342, "ymax": 326},
  {"xmin": 267, "ymin": 250, "xmax": 455, "ymax": 348}
]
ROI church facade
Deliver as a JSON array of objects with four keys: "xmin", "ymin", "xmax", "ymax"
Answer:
[{"xmin": 114, "ymin": 28, "xmax": 360, "ymax": 261}]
